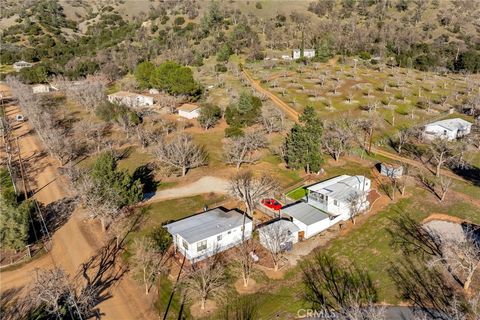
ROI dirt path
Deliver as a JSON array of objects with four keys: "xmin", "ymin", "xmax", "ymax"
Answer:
[
  {"xmin": 370, "ymin": 146, "xmax": 468, "ymax": 183},
  {"xmin": 242, "ymin": 69, "xmax": 300, "ymax": 123},
  {"xmin": 0, "ymin": 92, "xmax": 155, "ymax": 319},
  {"xmin": 147, "ymin": 176, "xmax": 228, "ymax": 203}
]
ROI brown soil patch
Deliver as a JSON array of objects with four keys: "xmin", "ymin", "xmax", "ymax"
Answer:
[
  {"xmin": 234, "ymin": 278, "xmax": 260, "ymax": 294},
  {"xmin": 326, "ymin": 158, "xmax": 347, "ymax": 167},
  {"xmin": 190, "ymin": 299, "xmax": 217, "ymax": 318},
  {"xmin": 422, "ymin": 213, "xmax": 467, "ymax": 225}
]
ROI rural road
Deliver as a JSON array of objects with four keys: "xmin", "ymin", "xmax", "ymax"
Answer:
[
  {"xmin": 370, "ymin": 147, "xmax": 468, "ymax": 182},
  {"xmin": 0, "ymin": 86, "xmax": 155, "ymax": 319},
  {"xmin": 147, "ymin": 176, "xmax": 229, "ymax": 202},
  {"xmin": 242, "ymin": 69, "xmax": 300, "ymax": 123}
]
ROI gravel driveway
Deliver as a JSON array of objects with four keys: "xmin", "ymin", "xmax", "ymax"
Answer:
[{"xmin": 146, "ymin": 176, "xmax": 229, "ymax": 202}]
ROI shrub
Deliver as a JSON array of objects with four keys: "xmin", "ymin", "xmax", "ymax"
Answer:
[
  {"xmin": 215, "ymin": 63, "xmax": 227, "ymax": 73},
  {"xmin": 255, "ymin": 2, "xmax": 262, "ymax": 9},
  {"xmin": 359, "ymin": 51, "xmax": 371, "ymax": 60},
  {"xmin": 225, "ymin": 92, "xmax": 262, "ymax": 128},
  {"xmin": 225, "ymin": 126, "xmax": 244, "ymax": 138},
  {"xmin": 174, "ymin": 16, "xmax": 185, "ymax": 25}
]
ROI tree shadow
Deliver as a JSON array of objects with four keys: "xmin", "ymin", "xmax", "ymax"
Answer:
[
  {"xmin": 450, "ymin": 164, "xmax": 480, "ymax": 187},
  {"xmin": 74, "ymin": 238, "xmax": 128, "ymax": 319},
  {"xmin": 37, "ymin": 197, "xmax": 77, "ymax": 237},
  {"xmin": 132, "ymin": 163, "xmax": 158, "ymax": 199},
  {"xmin": 388, "ymin": 256, "xmax": 462, "ymax": 320}
]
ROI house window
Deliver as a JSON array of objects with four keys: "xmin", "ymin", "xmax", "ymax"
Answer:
[
  {"xmin": 182, "ymin": 239, "xmax": 189, "ymax": 250},
  {"xmin": 217, "ymin": 234, "xmax": 222, "ymax": 241},
  {"xmin": 197, "ymin": 240, "xmax": 207, "ymax": 252},
  {"xmin": 319, "ymin": 193, "xmax": 324, "ymax": 200},
  {"xmin": 334, "ymin": 200, "xmax": 338, "ymax": 206},
  {"xmin": 228, "ymin": 230, "xmax": 231, "ymax": 235}
]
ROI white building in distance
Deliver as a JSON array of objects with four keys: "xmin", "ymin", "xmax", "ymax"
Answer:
[
  {"xmin": 107, "ymin": 91, "xmax": 154, "ymax": 108},
  {"xmin": 32, "ymin": 84, "xmax": 55, "ymax": 94},
  {"xmin": 178, "ymin": 103, "xmax": 201, "ymax": 119},
  {"xmin": 293, "ymin": 49, "xmax": 315, "ymax": 60},
  {"xmin": 423, "ymin": 118, "xmax": 472, "ymax": 141},
  {"xmin": 164, "ymin": 208, "xmax": 253, "ymax": 262},
  {"xmin": 282, "ymin": 175, "xmax": 371, "ymax": 239},
  {"xmin": 13, "ymin": 61, "xmax": 33, "ymax": 71}
]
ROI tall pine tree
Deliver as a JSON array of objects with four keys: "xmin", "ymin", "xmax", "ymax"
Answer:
[{"xmin": 284, "ymin": 106, "xmax": 323, "ymax": 174}]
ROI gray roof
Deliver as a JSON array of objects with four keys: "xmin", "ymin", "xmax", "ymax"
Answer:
[
  {"xmin": 307, "ymin": 175, "xmax": 369, "ymax": 202},
  {"xmin": 426, "ymin": 118, "xmax": 472, "ymax": 132},
  {"xmin": 258, "ymin": 219, "xmax": 300, "ymax": 234},
  {"xmin": 281, "ymin": 202, "xmax": 329, "ymax": 226},
  {"xmin": 164, "ymin": 208, "xmax": 251, "ymax": 244}
]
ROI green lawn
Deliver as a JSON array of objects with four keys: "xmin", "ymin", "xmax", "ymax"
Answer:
[
  {"xmin": 286, "ymin": 186, "xmax": 307, "ymax": 200},
  {"xmin": 155, "ymin": 276, "xmax": 189, "ymax": 319}
]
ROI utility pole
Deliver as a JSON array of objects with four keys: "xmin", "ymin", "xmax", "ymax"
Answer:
[{"xmin": 16, "ymin": 137, "xmax": 29, "ymax": 199}]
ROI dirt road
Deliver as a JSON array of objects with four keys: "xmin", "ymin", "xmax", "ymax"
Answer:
[
  {"xmin": 242, "ymin": 69, "xmax": 300, "ymax": 123},
  {"xmin": 370, "ymin": 146, "xmax": 468, "ymax": 182},
  {"xmin": 147, "ymin": 176, "xmax": 229, "ymax": 203},
  {"xmin": 0, "ymin": 87, "xmax": 155, "ymax": 319}
]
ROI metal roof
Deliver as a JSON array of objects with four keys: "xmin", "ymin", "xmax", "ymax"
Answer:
[
  {"xmin": 281, "ymin": 202, "xmax": 329, "ymax": 226},
  {"xmin": 258, "ymin": 219, "xmax": 300, "ymax": 234},
  {"xmin": 307, "ymin": 175, "xmax": 369, "ymax": 202},
  {"xmin": 164, "ymin": 208, "xmax": 251, "ymax": 244},
  {"xmin": 425, "ymin": 118, "xmax": 472, "ymax": 132}
]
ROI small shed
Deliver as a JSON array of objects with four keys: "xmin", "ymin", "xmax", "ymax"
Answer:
[
  {"xmin": 178, "ymin": 103, "xmax": 201, "ymax": 119},
  {"xmin": 380, "ymin": 163, "xmax": 403, "ymax": 178},
  {"xmin": 258, "ymin": 219, "xmax": 300, "ymax": 252}
]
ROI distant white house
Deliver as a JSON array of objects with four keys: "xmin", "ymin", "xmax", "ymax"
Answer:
[
  {"xmin": 32, "ymin": 84, "xmax": 54, "ymax": 94},
  {"xmin": 107, "ymin": 91, "xmax": 154, "ymax": 108},
  {"xmin": 178, "ymin": 103, "xmax": 201, "ymax": 119},
  {"xmin": 423, "ymin": 118, "xmax": 472, "ymax": 141},
  {"xmin": 282, "ymin": 175, "xmax": 371, "ymax": 239},
  {"xmin": 258, "ymin": 219, "xmax": 300, "ymax": 251},
  {"xmin": 293, "ymin": 49, "xmax": 315, "ymax": 60},
  {"xmin": 164, "ymin": 208, "xmax": 253, "ymax": 262},
  {"xmin": 13, "ymin": 61, "xmax": 33, "ymax": 71}
]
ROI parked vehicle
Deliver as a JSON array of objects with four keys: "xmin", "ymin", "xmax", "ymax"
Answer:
[{"xmin": 261, "ymin": 198, "xmax": 282, "ymax": 211}]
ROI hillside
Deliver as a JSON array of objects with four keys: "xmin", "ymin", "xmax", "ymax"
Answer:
[{"xmin": 1, "ymin": 0, "xmax": 479, "ymax": 83}]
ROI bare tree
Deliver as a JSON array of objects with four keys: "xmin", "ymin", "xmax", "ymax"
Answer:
[
  {"xmin": 183, "ymin": 256, "xmax": 226, "ymax": 310},
  {"xmin": 346, "ymin": 191, "xmax": 367, "ymax": 225},
  {"xmin": 437, "ymin": 175, "xmax": 453, "ymax": 202},
  {"xmin": 66, "ymin": 79, "xmax": 106, "ymax": 113},
  {"xmin": 74, "ymin": 171, "xmax": 120, "ymax": 231},
  {"xmin": 259, "ymin": 222, "xmax": 291, "ymax": 271},
  {"xmin": 224, "ymin": 131, "xmax": 266, "ymax": 170},
  {"xmin": 261, "ymin": 106, "xmax": 286, "ymax": 133},
  {"xmin": 154, "ymin": 133, "xmax": 207, "ymax": 176},
  {"xmin": 395, "ymin": 127, "xmax": 416, "ymax": 155},
  {"xmin": 234, "ymin": 240, "xmax": 256, "ymax": 288},
  {"xmin": 430, "ymin": 228, "xmax": 480, "ymax": 293},
  {"xmin": 322, "ymin": 120, "xmax": 354, "ymax": 161},
  {"xmin": 29, "ymin": 267, "xmax": 73, "ymax": 318},
  {"xmin": 131, "ymin": 236, "xmax": 170, "ymax": 295},
  {"xmin": 428, "ymin": 138, "xmax": 465, "ymax": 177},
  {"xmin": 229, "ymin": 171, "xmax": 278, "ymax": 217},
  {"xmin": 343, "ymin": 301, "xmax": 386, "ymax": 320}
]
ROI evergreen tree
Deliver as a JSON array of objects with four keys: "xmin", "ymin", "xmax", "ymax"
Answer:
[
  {"xmin": 225, "ymin": 92, "xmax": 262, "ymax": 128},
  {"xmin": 91, "ymin": 152, "xmax": 143, "ymax": 208},
  {"xmin": 134, "ymin": 61, "xmax": 155, "ymax": 89},
  {"xmin": 284, "ymin": 106, "xmax": 323, "ymax": 174}
]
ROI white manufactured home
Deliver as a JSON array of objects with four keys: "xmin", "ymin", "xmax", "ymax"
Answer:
[
  {"xmin": 178, "ymin": 103, "xmax": 201, "ymax": 119},
  {"xmin": 107, "ymin": 91, "xmax": 154, "ymax": 108},
  {"xmin": 423, "ymin": 118, "xmax": 472, "ymax": 141},
  {"xmin": 164, "ymin": 208, "xmax": 253, "ymax": 262},
  {"xmin": 281, "ymin": 175, "xmax": 371, "ymax": 239}
]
